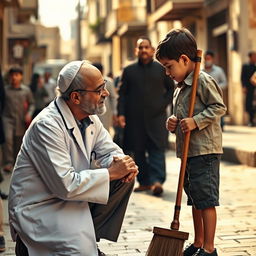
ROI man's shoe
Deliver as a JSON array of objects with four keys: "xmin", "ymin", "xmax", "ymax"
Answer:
[
  {"xmin": 97, "ymin": 247, "xmax": 106, "ymax": 256},
  {"xmin": 195, "ymin": 248, "xmax": 218, "ymax": 256},
  {"xmin": 152, "ymin": 182, "xmax": 163, "ymax": 196},
  {"xmin": 0, "ymin": 236, "xmax": 6, "ymax": 252},
  {"xmin": 134, "ymin": 185, "xmax": 152, "ymax": 192},
  {"xmin": 183, "ymin": 244, "xmax": 200, "ymax": 256}
]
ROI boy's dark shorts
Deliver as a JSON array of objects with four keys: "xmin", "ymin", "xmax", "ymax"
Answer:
[{"xmin": 184, "ymin": 154, "xmax": 221, "ymax": 210}]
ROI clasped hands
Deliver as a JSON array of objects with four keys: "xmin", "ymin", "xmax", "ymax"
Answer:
[
  {"xmin": 108, "ymin": 155, "xmax": 138, "ymax": 183},
  {"xmin": 166, "ymin": 115, "xmax": 197, "ymax": 133}
]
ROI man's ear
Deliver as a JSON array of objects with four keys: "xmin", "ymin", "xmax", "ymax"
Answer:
[
  {"xmin": 70, "ymin": 92, "xmax": 81, "ymax": 105},
  {"xmin": 180, "ymin": 54, "xmax": 190, "ymax": 65}
]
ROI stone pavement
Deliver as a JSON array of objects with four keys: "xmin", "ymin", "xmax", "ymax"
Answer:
[{"xmin": 0, "ymin": 125, "xmax": 256, "ymax": 255}]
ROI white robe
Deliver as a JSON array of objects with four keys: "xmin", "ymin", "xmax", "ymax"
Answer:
[{"xmin": 8, "ymin": 97, "xmax": 124, "ymax": 256}]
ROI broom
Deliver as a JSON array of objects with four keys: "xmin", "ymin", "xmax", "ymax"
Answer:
[{"xmin": 146, "ymin": 49, "xmax": 202, "ymax": 256}]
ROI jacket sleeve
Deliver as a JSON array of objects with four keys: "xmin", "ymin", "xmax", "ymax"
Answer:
[
  {"xmin": 92, "ymin": 116, "xmax": 124, "ymax": 167},
  {"xmin": 106, "ymin": 80, "xmax": 118, "ymax": 115},
  {"xmin": 29, "ymin": 120, "xmax": 110, "ymax": 203},
  {"xmin": 241, "ymin": 64, "xmax": 247, "ymax": 87},
  {"xmin": 193, "ymin": 76, "xmax": 227, "ymax": 130},
  {"xmin": 217, "ymin": 67, "xmax": 227, "ymax": 89},
  {"xmin": 26, "ymin": 87, "xmax": 35, "ymax": 117}
]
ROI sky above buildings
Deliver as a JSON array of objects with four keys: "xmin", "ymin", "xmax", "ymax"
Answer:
[{"xmin": 38, "ymin": 0, "xmax": 79, "ymax": 40}]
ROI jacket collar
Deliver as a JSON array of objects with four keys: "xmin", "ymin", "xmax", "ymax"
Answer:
[
  {"xmin": 54, "ymin": 97, "xmax": 92, "ymax": 161},
  {"xmin": 183, "ymin": 71, "xmax": 194, "ymax": 86}
]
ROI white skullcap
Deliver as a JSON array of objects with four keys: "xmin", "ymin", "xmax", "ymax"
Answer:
[{"xmin": 57, "ymin": 60, "xmax": 84, "ymax": 93}]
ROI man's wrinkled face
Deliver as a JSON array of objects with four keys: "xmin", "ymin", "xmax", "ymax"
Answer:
[
  {"xmin": 78, "ymin": 71, "xmax": 109, "ymax": 116},
  {"xmin": 79, "ymin": 81, "xmax": 108, "ymax": 116},
  {"xmin": 136, "ymin": 39, "xmax": 154, "ymax": 62}
]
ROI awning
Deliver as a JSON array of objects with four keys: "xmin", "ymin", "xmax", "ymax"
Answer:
[
  {"xmin": 149, "ymin": 0, "xmax": 203, "ymax": 25},
  {"xmin": 117, "ymin": 22, "xmax": 147, "ymax": 36}
]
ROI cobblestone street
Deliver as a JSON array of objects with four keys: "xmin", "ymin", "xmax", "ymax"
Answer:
[
  {"xmin": 1, "ymin": 127, "xmax": 256, "ymax": 255},
  {"xmin": 98, "ymin": 151, "xmax": 256, "ymax": 256}
]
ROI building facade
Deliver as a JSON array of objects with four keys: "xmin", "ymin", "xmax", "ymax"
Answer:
[{"xmin": 83, "ymin": 0, "xmax": 256, "ymax": 125}]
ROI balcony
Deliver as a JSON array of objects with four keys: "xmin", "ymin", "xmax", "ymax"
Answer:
[
  {"xmin": 149, "ymin": 0, "xmax": 203, "ymax": 23},
  {"xmin": 105, "ymin": 6, "xmax": 146, "ymax": 38},
  {"xmin": 9, "ymin": 23, "xmax": 35, "ymax": 38},
  {"xmin": 1, "ymin": 0, "xmax": 23, "ymax": 7},
  {"xmin": 18, "ymin": 0, "xmax": 38, "ymax": 19}
]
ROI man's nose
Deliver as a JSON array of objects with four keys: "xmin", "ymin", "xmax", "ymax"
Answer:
[{"xmin": 102, "ymin": 87, "xmax": 109, "ymax": 97}]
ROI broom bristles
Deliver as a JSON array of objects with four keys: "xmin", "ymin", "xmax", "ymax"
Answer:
[
  {"xmin": 146, "ymin": 227, "xmax": 189, "ymax": 256},
  {"xmin": 146, "ymin": 234, "xmax": 184, "ymax": 256}
]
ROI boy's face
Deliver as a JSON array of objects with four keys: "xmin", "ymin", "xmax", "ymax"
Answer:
[
  {"xmin": 159, "ymin": 55, "xmax": 189, "ymax": 83},
  {"xmin": 10, "ymin": 72, "xmax": 23, "ymax": 87}
]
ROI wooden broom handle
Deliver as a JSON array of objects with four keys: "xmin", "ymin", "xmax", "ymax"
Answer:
[{"xmin": 171, "ymin": 49, "xmax": 202, "ymax": 230}]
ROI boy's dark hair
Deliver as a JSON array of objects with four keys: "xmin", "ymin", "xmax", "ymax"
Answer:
[
  {"xmin": 92, "ymin": 62, "xmax": 103, "ymax": 73},
  {"xmin": 156, "ymin": 28, "xmax": 197, "ymax": 62},
  {"xmin": 205, "ymin": 50, "xmax": 215, "ymax": 57},
  {"xmin": 9, "ymin": 67, "xmax": 23, "ymax": 75}
]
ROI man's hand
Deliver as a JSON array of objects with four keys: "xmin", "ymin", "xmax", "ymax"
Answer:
[
  {"xmin": 108, "ymin": 155, "xmax": 138, "ymax": 182},
  {"xmin": 118, "ymin": 115, "xmax": 126, "ymax": 128},
  {"xmin": 166, "ymin": 115, "xmax": 178, "ymax": 132},
  {"xmin": 25, "ymin": 113, "xmax": 32, "ymax": 128},
  {"xmin": 180, "ymin": 117, "xmax": 197, "ymax": 133}
]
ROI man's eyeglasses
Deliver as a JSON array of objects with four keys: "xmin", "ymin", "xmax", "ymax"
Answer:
[{"xmin": 72, "ymin": 80, "xmax": 107, "ymax": 96}]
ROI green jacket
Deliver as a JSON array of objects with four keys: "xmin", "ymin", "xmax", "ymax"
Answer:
[{"xmin": 172, "ymin": 70, "xmax": 226, "ymax": 158}]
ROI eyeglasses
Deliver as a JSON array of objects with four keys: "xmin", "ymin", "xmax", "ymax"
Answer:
[{"xmin": 72, "ymin": 80, "xmax": 107, "ymax": 96}]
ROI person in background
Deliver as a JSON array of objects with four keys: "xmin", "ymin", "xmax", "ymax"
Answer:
[
  {"xmin": 92, "ymin": 63, "xmax": 118, "ymax": 132},
  {"xmin": 204, "ymin": 50, "xmax": 227, "ymax": 130},
  {"xmin": 0, "ymin": 67, "xmax": 5, "ymax": 182},
  {"xmin": 29, "ymin": 73, "xmax": 48, "ymax": 118},
  {"xmin": 2, "ymin": 67, "xmax": 35, "ymax": 173},
  {"xmin": 43, "ymin": 70, "xmax": 56, "ymax": 106},
  {"xmin": 8, "ymin": 61, "xmax": 138, "ymax": 256},
  {"xmin": 117, "ymin": 37, "xmax": 174, "ymax": 196},
  {"xmin": 0, "ymin": 68, "xmax": 6, "ymax": 252},
  {"xmin": 241, "ymin": 51, "xmax": 256, "ymax": 126}
]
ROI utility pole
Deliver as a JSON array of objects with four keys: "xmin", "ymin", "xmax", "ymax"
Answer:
[{"xmin": 76, "ymin": 0, "xmax": 82, "ymax": 59}]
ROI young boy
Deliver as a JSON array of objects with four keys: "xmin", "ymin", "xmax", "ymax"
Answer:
[{"xmin": 156, "ymin": 28, "xmax": 226, "ymax": 256}]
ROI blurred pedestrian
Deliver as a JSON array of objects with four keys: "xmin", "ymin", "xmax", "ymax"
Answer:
[
  {"xmin": 241, "ymin": 51, "xmax": 256, "ymax": 126},
  {"xmin": 29, "ymin": 73, "xmax": 48, "ymax": 118},
  {"xmin": 0, "ymin": 199, "xmax": 5, "ymax": 252},
  {"xmin": 117, "ymin": 37, "xmax": 174, "ymax": 196},
  {"xmin": 2, "ymin": 67, "xmax": 35, "ymax": 173},
  {"xmin": 92, "ymin": 63, "xmax": 118, "ymax": 132},
  {"xmin": 204, "ymin": 50, "xmax": 227, "ymax": 130},
  {"xmin": 0, "ymin": 67, "xmax": 5, "ymax": 180},
  {"xmin": 158, "ymin": 28, "xmax": 226, "ymax": 256},
  {"xmin": 8, "ymin": 61, "xmax": 138, "ymax": 256},
  {"xmin": 43, "ymin": 70, "xmax": 56, "ymax": 106},
  {"xmin": 0, "ymin": 68, "xmax": 6, "ymax": 252}
]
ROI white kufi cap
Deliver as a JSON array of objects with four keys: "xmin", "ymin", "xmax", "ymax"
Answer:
[{"xmin": 57, "ymin": 60, "xmax": 84, "ymax": 93}]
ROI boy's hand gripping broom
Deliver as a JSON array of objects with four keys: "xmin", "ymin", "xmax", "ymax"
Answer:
[{"xmin": 146, "ymin": 49, "xmax": 202, "ymax": 256}]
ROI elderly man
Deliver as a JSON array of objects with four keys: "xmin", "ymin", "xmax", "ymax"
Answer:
[{"xmin": 8, "ymin": 61, "xmax": 138, "ymax": 256}]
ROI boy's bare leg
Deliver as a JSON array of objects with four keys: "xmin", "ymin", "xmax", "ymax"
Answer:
[
  {"xmin": 202, "ymin": 207, "xmax": 217, "ymax": 253},
  {"xmin": 192, "ymin": 207, "xmax": 204, "ymax": 248}
]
